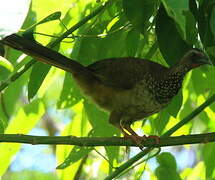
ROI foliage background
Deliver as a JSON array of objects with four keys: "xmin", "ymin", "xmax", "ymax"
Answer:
[{"xmin": 0, "ymin": 0, "xmax": 215, "ymax": 179}]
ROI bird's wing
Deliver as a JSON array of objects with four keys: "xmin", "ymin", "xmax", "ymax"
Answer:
[{"xmin": 87, "ymin": 57, "xmax": 168, "ymax": 89}]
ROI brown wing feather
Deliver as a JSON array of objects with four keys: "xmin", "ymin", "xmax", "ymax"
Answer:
[{"xmin": 87, "ymin": 57, "xmax": 168, "ymax": 89}]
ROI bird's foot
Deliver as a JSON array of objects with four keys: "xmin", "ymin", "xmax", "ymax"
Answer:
[
  {"xmin": 124, "ymin": 134, "xmax": 160, "ymax": 150},
  {"xmin": 124, "ymin": 134, "xmax": 147, "ymax": 150}
]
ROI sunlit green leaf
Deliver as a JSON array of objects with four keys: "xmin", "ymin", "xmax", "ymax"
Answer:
[
  {"xmin": 57, "ymin": 73, "xmax": 82, "ymax": 109},
  {"xmin": 56, "ymin": 100, "xmax": 90, "ymax": 179},
  {"xmin": 0, "ymin": 99, "xmax": 45, "ymax": 176},
  {"xmin": 202, "ymin": 143, "xmax": 215, "ymax": 178},
  {"xmin": 192, "ymin": 68, "xmax": 215, "ymax": 95},
  {"xmin": 28, "ymin": 63, "xmax": 51, "ymax": 100},
  {"xmin": 84, "ymin": 101, "xmax": 120, "ymax": 166},
  {"xmin": 57, "ymin": 146, "xmax": 92, "ymax": 169},
  {"xmin": 38, "ymin": 11, "xmax": 61, "ymax": 25},
  {"xmin": 0, "ymin": 56, "xmax": 14, "ymax": 72},
  {"xmin": 23, "ymin": 11, "xmax": 61, "ymax": 35}
]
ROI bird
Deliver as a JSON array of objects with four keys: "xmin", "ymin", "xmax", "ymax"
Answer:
[{"xmin": 1, "ymin": 34, "xmax": 211, "ymax": 146}]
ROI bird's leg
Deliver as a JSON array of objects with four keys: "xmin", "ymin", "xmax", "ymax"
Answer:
[
  {"xmin": 109, "ymin": 112, "xmax": 159, "ymax": 149},
  {"xmin": 109, "ymin": 111, "xmax": 144, "ymax": 148},
  {"xmin": 109, "ymin": 111, "xmax": 131, "ymax": 137},
  {"xmin": 121, "ymin": 123, "xmax": 146, "ymax": 147},
  {"xmin": 113, "ymin": 123, "xmax": 131, "ymax": 137},
  {"xmin": 122, "ymin": 123, "xmax": 160, "ymax": 146}
]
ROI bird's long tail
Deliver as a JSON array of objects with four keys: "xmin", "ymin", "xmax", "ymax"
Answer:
[{"xmin": 1, "ymin": 34, "xmax": 88, "ymax": 75}]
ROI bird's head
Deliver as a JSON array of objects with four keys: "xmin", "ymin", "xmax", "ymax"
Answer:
[{"xmin": 180, "ymin": 48, "xmax": 212, "ymax": 70}]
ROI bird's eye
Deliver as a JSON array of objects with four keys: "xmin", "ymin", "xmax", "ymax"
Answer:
[{"xmin": 190, "ymin": 52, "xmax": 198, "ymax": 59}]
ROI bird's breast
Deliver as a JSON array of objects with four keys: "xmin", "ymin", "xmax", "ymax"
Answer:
[{"xmin": 131, "ymin": 79, "xmax": 168, "ymax": 115}]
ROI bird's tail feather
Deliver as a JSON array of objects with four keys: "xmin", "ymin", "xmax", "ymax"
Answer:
[{"xmin": 1, "ymin": 34, "xmax": 87, "ymax": 75}]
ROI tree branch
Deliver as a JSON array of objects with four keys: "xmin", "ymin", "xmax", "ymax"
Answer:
[
  {"xmin": 0, "ymin": 132, "xmax": 215, "ymax": 147},
  {"xmin": 106, "ymin": 93, "xmax": 215, "ymax": 179}
]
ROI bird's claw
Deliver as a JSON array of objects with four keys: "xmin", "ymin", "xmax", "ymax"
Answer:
[{"xmin": 124, "ymin": 134, "xmax": 160, "ymax": 150}]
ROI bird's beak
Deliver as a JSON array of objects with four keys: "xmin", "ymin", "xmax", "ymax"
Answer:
[{"xmin": 196, "ymin": 57, "xmax": 213, "ymax": 65}]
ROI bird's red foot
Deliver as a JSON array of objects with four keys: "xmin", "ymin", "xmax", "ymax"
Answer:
[{"xmin": 123, "ymin": 134, "xmax": 146, "ymax": 150}]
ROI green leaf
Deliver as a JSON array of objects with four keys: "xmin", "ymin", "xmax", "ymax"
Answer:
[
  {"xmin": 38, "ymin": 11, "xmax": 61, "ymax": 25},
  {"xmin": 0, "ymin": 56, "xmax": 14, "ymax": 72},
  {"xmin": 206, "ymin": 46, "xmax": 215, "ymax": 64},
  {"xmin": 125, "ymin": 28, "xmax": 140, "ymax": 56},
  {"xmin": 184, "ymin": 10, "xmax": 198, "ymax": 45},
  {"xmin": 3, "ymin": 67, "xmax": 29, "ymax": 116},
  {"xmin": 57, "ymin": 146, "xmax": 92, "ymax": 169},
  {"xmin": 161, "ymin": 0, "xmax": 189, "ymax": 39},
  {"xmin": 166, "ymin": 89, "xmax": 183, "ymax": 118},
  {"xmin": 156, "ymin": 152, "xmax": 182, "ymax": 180},
  {"xmin": 84, "ymin": 101, "xmax": 120, "ymax": 166},
  {"xmin": 28, "ymin": 63, "xmax": 51, "ymax": 100},
  {"xmin": 98, "ymin": 30, "xmax": 128, "ymax": 59},
  {"xmin": 0, "ymin": 99, "xmax": 45, "ymax": 176},
  {"xmin": 155, "ymin": 5, "xmax": 190, "ymax": 66},
  {"xmin": 145, "ymin": 42, "xmax": 158, "ymax": 59},
  {"xmin": 153, "ymin": 110, "xmax": 171, "ymax": 135},
  {"xmin": 0, "ymin": 44, "xmax": 5, "ymax": 56},
  {"xmin": 23, "ymin": 11, "xmax": 64, "ymax": 101},
  {"xmin": 210, "ymin": 6, "xmax": 215, "ymax": 37},
  {"xmin": 105, "ymin": 146, "xmax": 120, "ymax": 172},
  {"xmin": 202, "ymin": 143, "xmax": 215, "ymax": 178},
  {"xmin": 192, "ymin": 68, "xmax": 215, "ymax": 95},
  {"xmin": 0, "ymin": 56, "xmax": 14, "ymax": 83},
  {"xmin": 198, "ymin": 0, "xmax": 215, "ymax": 47},
  {"xmin": 21, "ymin": 2, "xmax": 37, "ymax": 30},
  {"xmin": 56, "ymin": 101, "xmax": 90, "ymax": 177},
  {"xmin": 123, "ymin": 0, "xmax": 159, "ymax": 33},
  {"xmin": 84, "ymin": 101, "xmax": 118, "ymax": 136},
  {"xmin": 57, "ymin": 73, "xmax": 82, "ymax": 109},
  {"xmin": 157, "ymin": 152, "xmax": 177, "ymax": 170},
  {"xmin": 189, "ymin": 0, "xmax": 198, "ymax": 19},
  {"xmin": 23, "ymin": 11, "xmax": 61, "ymax": 35}
]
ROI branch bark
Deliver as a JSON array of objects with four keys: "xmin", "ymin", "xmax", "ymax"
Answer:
[{"xmin": 0, "ymin": 132, "xmax": 215, "ymax": 147}]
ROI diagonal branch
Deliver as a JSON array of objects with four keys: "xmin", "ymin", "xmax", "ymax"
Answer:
[
  {"xmin": 0, "ymin": 132, "xmax": 215, "ymax": 147},
  {"xmin": 106, "ymin": 93, "xmax": 215, "ymax": 180}
]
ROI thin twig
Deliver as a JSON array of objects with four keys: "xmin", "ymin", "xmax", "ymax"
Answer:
[
  {"xmin": 116, "ymin": 148, "xmax": 161, "ymax": 179},
  {"xmin": 93, "ymin": 148, "xmax": 115, "ymax": 169}
]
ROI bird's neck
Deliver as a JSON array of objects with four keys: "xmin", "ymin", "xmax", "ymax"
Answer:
[
  {"xmin": 150, "ymin": 64, "xmax": 189, "ymax": 104},
  {"xmin": 169, "ymin": 63, "xmax": 191, "ymax": 76}
]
